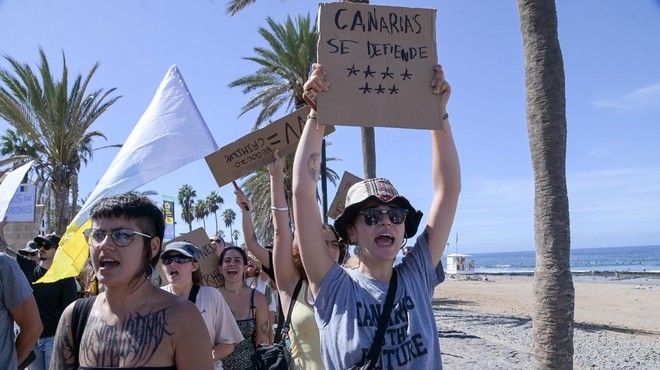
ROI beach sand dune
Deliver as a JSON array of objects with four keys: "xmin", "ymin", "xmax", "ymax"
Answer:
[{"xmin": 433, "ymin": 276, "xmax": 660, "ymax": 369}]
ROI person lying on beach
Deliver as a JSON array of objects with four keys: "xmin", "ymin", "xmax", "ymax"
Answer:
[{"xmin": 292, "ymin": 63, "xmax": 460, "ymax": 369}]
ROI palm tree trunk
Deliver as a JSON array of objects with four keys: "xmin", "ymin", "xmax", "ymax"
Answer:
[
  {"xmin": 361, "ymin": 127, "xmax": 376, "ymax": 178},
  {"xmin": 517, "ymin": 0, "xmax": 574, "ymax": 369}
]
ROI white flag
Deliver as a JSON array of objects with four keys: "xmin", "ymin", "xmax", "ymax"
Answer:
[{"xmin": 39, "ymin": 66, "xmax": 218, "ymax": 282}]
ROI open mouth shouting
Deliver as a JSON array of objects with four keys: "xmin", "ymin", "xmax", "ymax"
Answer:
[
  {"xmin": 99, "ymin": 256, "xmax": 119, "ymax": 270},
  {"xmin": 375, "ymin": 233, "xmax": 396, "ymax": 246}
]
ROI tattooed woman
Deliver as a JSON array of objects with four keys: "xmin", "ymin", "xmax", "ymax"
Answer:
[
  {"xmin": 292, "ymin": 64, "xmax": 460, "ymax": 369},
  {"xmin": 51, "ymin": 193, "xmax": 213, "ymax": 370}
]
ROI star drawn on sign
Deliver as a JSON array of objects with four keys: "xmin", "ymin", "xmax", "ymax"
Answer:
[
  {"xmin": 359, "ymin": 82, "xmax": 373, "ymax": 94},
  {"xmin": 389, "ymin": 85, "xmax": 399, "ymax": 95},
  {"xmin": 363, "ymin": 65, "xmax": 375, "ymax": 78},
  {"xmin": 375, "ymin": 84, "xmax": 386, "ymax": 94},
  {"xmin": 381, "ymin": 67, "xmax": 394, "ymax": 80},
  {"xmin": 347, "ymin": 64, "xmax": 359, "ymax": 77},
  {"xmin": 401, "ymin": 69, "xmax": 413, "ymax": 81}
]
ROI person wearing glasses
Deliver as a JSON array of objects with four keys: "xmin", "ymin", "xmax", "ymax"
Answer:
[
  {"xmin": 51, "ymin": 193, "xmax": 213, "ymax": 370},
  {"xmin": 160, "ymin": 242, "xmax": 243, "ymax": 370},
  {"xmin": 292, "ymin": 64, "xmax": 460, "ymax": 369},
  {"xmin": 12, "ymin": 232, "xmax": 77, "ymax": 370}
]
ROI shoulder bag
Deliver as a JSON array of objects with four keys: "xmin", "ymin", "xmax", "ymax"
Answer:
[{"xmin": 251, "ymin": 278, "xmax": 304, "ymax": 370}]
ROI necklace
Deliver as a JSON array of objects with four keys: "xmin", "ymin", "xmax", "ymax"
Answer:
[{"xmin": 224, "ymin": 286, "xmax": 245, "ymax": 293}]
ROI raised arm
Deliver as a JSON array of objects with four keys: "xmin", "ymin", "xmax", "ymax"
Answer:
[
  {"xmin": 292, "ymin": 64, "xmax": 333, "ymax": 297},
  {"xmin": 235, "ymin": 190, "xmax": 271, "ymax": 272},
  {"xmin": 425, "ymin": 65, "xmax": 461, "ymax": 266},
  {"xmin": 269, "ymin": 150, "xmax": 299, "ymax": 301}
]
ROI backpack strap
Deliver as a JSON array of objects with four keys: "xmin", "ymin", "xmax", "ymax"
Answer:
[
  {"xmin": 187, "ymin": 284, "xmax": 201, "ymax": 304},
  {"xmin": 249, "ymin": 288, "xmax": 256, "ymax": 319},
  {"xmin": 71, "ymin": 296, "xmax": 97, "ymax": 362}
]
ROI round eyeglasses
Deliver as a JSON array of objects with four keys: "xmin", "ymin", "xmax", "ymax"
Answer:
[{"xmin": 83, "ymin": 228, "xmax": 152, "ymax": 247}]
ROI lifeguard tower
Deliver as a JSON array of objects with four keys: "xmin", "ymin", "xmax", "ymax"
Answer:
[{"xmin": 446, "ymin": 253, "xmax": 473, "ymax": 278}]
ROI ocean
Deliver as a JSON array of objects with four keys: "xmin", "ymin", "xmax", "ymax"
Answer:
[
  {"xmin": 446, "ymin": 245, "xmax": 660, "ymax": 274},
  {"xmin": 394, "ymin": 245, "xmax": 660, "ymax": 275}
]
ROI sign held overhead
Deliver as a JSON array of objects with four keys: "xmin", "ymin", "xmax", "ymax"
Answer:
[{"xmin": 317, "ymin": 2, "xmax": 441, "ymax": 130}]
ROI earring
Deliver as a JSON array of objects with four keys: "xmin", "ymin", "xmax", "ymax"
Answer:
[{"xmin": 353, "ymin": 246, "xmax": 361, "ymax": 255}]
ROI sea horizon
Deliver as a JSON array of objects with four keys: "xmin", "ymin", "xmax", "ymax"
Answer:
[{"xmin": 395, "ymin": 244, "xmax": 660, "ymax": 275}]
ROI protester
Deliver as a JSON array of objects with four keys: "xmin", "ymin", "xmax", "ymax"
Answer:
[
  {"xmin": 13, "ymin": 232, "xmax": 78, "ymax": 370},
  {"xmin": 217, "ymin": 246, "xmax": 270, "ymax": 370},
  {"xmin": 268, "ymin": 150, "xmax": 347, "ymax": 369},
  {"xmin": 160, "ymin": 241, "xmax": 244, "ymax": 370},
  {"xmin": 235, "ymin": 191, "xmax": 276, "ymax": 283},
  {"xmin": 19, "ymin": 240, "xmax": 40, "ymax": 263},
  {"xmin": 0, "ymin": 252, "xmax": 43, "ymax": 369},
  {"xmin": 292, "ymin": 63, "xmax": 460, "ymax": 369},
  {"xmin": 51, "ymin": 192, "xmax": 213, "ymax": 369}
]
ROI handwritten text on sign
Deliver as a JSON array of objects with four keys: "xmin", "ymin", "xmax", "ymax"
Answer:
[
  {"xmin": 206, "ymin": 106, "xmax": 335, "ymax": 187},
  {"xmin": 318, "ymin": 3, "xmax": 440, "ymax": 130}
]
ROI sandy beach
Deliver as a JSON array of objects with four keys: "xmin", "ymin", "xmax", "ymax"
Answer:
[{"xmin": 432, "ymin": 275, "xmax": 660, "ymax": 369}]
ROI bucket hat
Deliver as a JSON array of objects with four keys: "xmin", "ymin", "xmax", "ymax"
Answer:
[{"xmin": 334, "ymin": 178, "xmax": 423, "ymax": 243}]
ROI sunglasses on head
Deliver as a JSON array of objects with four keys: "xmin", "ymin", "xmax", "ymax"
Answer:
[
  {"xmin": 359, "ymin": 208, "xmax": 408, "ymax": 226},
  {"xmin": 83, "ymin": 228, "xmax": 152, "ymax": 247},
  {"xmin": 161, "ymin": 255, "xmax": 195, "ymax": 265}
]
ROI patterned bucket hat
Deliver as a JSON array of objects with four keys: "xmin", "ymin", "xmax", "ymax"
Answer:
[{"xmin": 333, "ymin": 178, "xmax": 423, "ymax": 243}]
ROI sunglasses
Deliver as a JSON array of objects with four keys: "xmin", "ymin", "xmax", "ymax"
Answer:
[
  {"xmin": 161, "ymin": 255, "xmax": 195, "ymax": 265},
  {"xmin": 359, "ymin": 208, "xmax": 408, "ymax": 226},
  {"xmin": 83, "ymin": 228, "xmax": 152, "ymax": 247},
  {"xmin": 210, "ymin": 238, "xmax": 224, "ymax": 243}
]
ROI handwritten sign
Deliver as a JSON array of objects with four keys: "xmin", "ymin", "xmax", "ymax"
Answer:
[
  {"xmin": 158, "ymin": 228, "xmax": 224, "ymax": 288},
  {"xmin": 206, "ymin": 106, "xmax": 335, "ymax": 187},
  {"xmin": 317, "ymin": 2, "xmax": 440, "ymax": 130},
  {"xmin": 327, "ymin": 171, "xmax": 363, "ymax": 220}
]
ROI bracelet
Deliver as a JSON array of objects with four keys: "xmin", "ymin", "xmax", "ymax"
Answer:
[
  {"xmin": 271, "ymin": 206, "xmax": 289, "ymax": 212},
  {"xmin": 442, "ymin": 112, "xmax": 449, "ymax": 120},
  {"xmin": 307, "ymin": 113, "xmax": 317, "ymax": 120}
]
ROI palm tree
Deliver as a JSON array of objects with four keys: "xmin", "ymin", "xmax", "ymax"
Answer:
[
  {"xmin": 206, "ymin": 191, "xmax": 224, "ymax": 234},
  {"xmin": 194, "ymin": 198, "xmax": 209, "ymax": 231},
  {"xmin": 232, "ymin": 229, "xmax": 241, "ymax": 245},
  {"xmin": 228, "ymin": 14, "xmax": 317, "ymax": 129},
  {"xmin": 223, "ymin": 209, "xmax": 237, "ymax": 241},
  {"xmin": 518, "ymin": 0, "xmax": 574, "ymax": 368},
  {"xmin": 177, "ymin": 184, "xmax": 196, "ymax": 232},
  {"xmin": 0, "ymin": 47, "xmax": 121, "ymax": 234}
]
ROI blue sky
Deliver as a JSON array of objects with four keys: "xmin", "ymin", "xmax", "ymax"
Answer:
[{"xmin": 1, "ymin": 0, "xmax": 659, "ymax": 254}]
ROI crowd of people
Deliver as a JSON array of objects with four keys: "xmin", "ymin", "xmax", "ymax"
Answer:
[{"xmin": 0, "ymin": 63, "xmax": 459, "ymax": 369}]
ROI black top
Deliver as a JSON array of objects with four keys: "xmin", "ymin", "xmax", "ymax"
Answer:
[{"xmin": 17, "ymin": 254, "xmax": 78, "ymax": 337}]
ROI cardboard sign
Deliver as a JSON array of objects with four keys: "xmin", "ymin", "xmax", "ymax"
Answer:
[
  {"xmin": 206, "ymin": 106, "xmax": 335, "ymax": 187},
  {"xmin": 327, "ymin": 171, "xmax": 363, "ymax": 220},
  {"xmin": 158, "ymin": 228, "xmax": 224, "ymax": 288},
  {"xmin": 317, "ymin": 2, "xmax": 441, "ymax": 130}
]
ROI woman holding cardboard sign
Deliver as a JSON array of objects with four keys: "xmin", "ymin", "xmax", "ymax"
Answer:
[{"xmin": 293, "ymin": 63, "xmax": 460, "ymax": 369}]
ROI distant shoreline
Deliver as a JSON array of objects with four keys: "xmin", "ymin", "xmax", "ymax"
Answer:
[{"xmin": 447, "ymin": 270, "xmax": 660, "ymax": 281}]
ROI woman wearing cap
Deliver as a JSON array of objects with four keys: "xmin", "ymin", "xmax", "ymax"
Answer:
[
  {"xmin": 160, "ymin": 242, "xmax": 244, "ymax": 370},
  {"xmin": 293, "ymin": 64, "xmax": 460, "ymax": 369},
  {"xmin": 217, "ymin": 246, "xmax": 270, "ymax": 370}
]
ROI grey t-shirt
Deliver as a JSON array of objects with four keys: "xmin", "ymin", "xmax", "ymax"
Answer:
[
  {"xmin": 0, "ymin": 253, "xmax": 34, "ymax": 369},
  {"xmin": 315, "ymin": 232, "xmax": 445, "ymax": 369}
]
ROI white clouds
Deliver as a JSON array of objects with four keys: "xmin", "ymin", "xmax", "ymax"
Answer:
[{"xmin": 594, "ymin": 82, "xmax": 660, "ymax": 110}]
